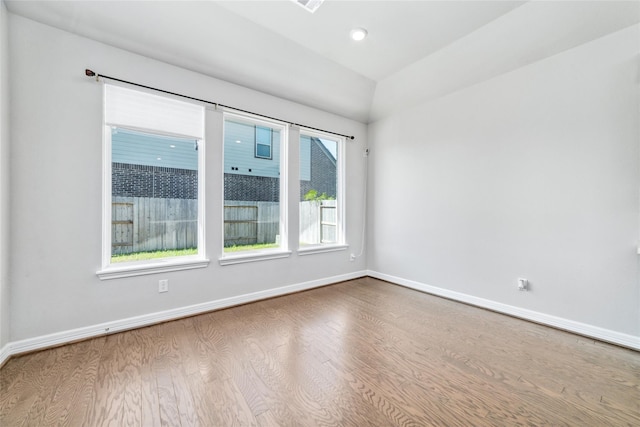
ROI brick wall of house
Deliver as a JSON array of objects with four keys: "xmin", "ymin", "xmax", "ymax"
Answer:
[
  {"xmin": 224, "ymin": 174, "xmax": 280, "ymax": 202},
  {"xmin": 112, "ymin": 136, "xmax": 336, "ymax": 202},
  {"xmin": 300, "ymin": 138, "xmax": 337, "ymax": 200},
  {"xmin": 112, "ymin": 162, "xmax": 198, "ymax": 199}
]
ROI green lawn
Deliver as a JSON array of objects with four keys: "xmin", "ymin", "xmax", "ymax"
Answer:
[
  {"xmin": 111, "ymin": 243, "xmax": 279, "ymax": 262},
  {"xmin": 223, "ymin": 243, "xmax": 278, "ymax": 253},
  {"xmin": 111, "ymin": 248, "xmax": 198, "ymax": 263}
]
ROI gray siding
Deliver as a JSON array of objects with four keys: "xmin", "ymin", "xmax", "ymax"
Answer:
[
  {"xmin": 112, "ymin": 127, "xmax": 198, "ymax": 170},
  {"xmin": 224, "ymin": 120, "xmax": 281, "ymax": 179}
]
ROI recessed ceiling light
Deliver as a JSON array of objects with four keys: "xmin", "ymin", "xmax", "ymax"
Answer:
[
  {"xmin": 169, "ymin": 145, "xmax": 176, "ymax": 148},
  {"xmin": 350, "ymin": 28, "xmax": 368, "ymax": 42},
  {"xmin": 290, "ymin": 0, "xmax": 325, "ymax": 13}
]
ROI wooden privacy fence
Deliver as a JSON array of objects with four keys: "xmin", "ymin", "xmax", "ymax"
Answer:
[
  {"xmin": 112, "ymin": 197, "xmax": 197, "ymax": 255},
  {"xmin": 225, "ymin": 200, "xmax": 336, "ymax": 247},
  {"xmin": 224, "ymin": 201, "xmax": 279, "ymax": 247},
  {"xmin": 299, "ymin": 200, "xmax": 337, "ymax": 245},
  {"xmin": 112, "ymin": 198, "xmax": 336, "ymax": 254}
]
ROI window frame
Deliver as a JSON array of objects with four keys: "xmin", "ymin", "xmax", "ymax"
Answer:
[
  {"xmin": 220, "ymin": 112, "xmax": 290, "ymax": 265},
  {"xmin": 297, "ymin": 128, "xmax": 347, "ymax": 254},
  {"xmin": 97, "ymin": 84, "xmax": 209, "ymax": 280}
]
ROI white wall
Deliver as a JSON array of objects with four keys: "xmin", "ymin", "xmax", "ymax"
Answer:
[
  {"xmin": 0, "ymin": 0, "xmax": 10, "ymax": 350},
  {"xmin": 369, "ymin": 1, "xmax": 640, "ymax": 122},
  {"xmin": 8, "ymin": 15, "xmax": 367, "ymax": 342},
  {"xmin": 368, "ymin": 24, "xmax": 640, "ymax": 337}
]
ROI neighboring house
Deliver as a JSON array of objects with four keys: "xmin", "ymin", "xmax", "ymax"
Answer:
[
  {"xmin": 111, "ymin": 123, "xmax": 338, "ymax": 249},
  {"xmin": 111, "ymin": 127, "xmax": 198, "ymax": 199},
  {"xmin": 111, "ymin": 123, "xmax": 337, "ymax": 202},
  {"xmin": 299, "ymin": 134, "xmax": 337, "ymax": 201},
  {"xmin": 224, "ymin": 119, "xmax": 337, "ymax": 202}
]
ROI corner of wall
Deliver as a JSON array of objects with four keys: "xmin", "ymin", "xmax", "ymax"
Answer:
[{"xmin": 0, "ymin": 0, "xmax": 12, "ymax": 358}]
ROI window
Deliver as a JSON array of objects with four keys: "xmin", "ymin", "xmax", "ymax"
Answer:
[
  {"xmin": 255, "ymin": 126, "xmax": 273, "ymax": 159},
  {"xmin": 222, "ymin": 113, "xmax": 288, "ymax": 261},
  {"xmin": 98, "ymin": 84, "xmax": 207, "ymax": 279},
  {"xmin": 299, "ymin": 130, "xmax": 344, "ymax": 249}
]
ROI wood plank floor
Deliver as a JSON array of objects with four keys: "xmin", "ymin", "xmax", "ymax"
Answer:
[{"xmin": 1, "ymin": 277, "xmax": 639, "ymax": 426}]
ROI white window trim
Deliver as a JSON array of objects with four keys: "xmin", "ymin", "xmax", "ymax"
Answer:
[
  {"xmin": 98, "ymin": 84, "xmax": 208, "ymax": 279},
  {"xmin": 97, "ymin": 257, "xmax": 209, "ymax": 280},
  {"xmin": 218, "ymin": 250, "xmax": 292, "ymax": 266},
  {"xmin": 297, "ymin": 244, "xmax": 348, "ymax": 256},
  {"xmin": 297, "ymin": 128, "xmax": 346, "ymax": 251},
  {"xmin": 220, "ymin": 112, "xmax": 289, "ymax": 264},
  {"xmin": 100, "ymin": 120, "xmax": 113, "ymax": 272}
]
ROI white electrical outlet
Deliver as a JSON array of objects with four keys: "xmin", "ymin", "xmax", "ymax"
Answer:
[
  {"xmin": 159, "ymin": 279, "xmax": 169, "ymax": 293},
  {"xmin": 518, "ymin": 278, "xmax": 528, "ymax": 291}
]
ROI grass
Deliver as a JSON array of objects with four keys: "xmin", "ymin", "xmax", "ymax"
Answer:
[
  {"xmin": 112, "ymin": 243, "xmax": 279, "ymax": 261},
  {"xmin": 223, "ymin": 243, "xmax": 278, "ymax": 253},
  {"xmin": 111, "ymin": 248, "xmax": 198, "ymax": 263}
]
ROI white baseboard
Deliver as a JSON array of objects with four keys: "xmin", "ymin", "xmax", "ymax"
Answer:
[
  {"xmin": 0, "ymin": 342, "xmax": 10, "ymax": 367},
  {"xmin": 4, "ymin": 269, "xmax": 636, "ymax": 364},
  {"xmin": 367, "ymin": 270, "xmax": 640, "ymax": 351},
  {"xmin": 5, "ymin": 270, "xmax": 368, "ymax": 359}
]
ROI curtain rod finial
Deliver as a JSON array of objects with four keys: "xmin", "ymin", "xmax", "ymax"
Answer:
[{"xmin": 85, "ymin": 69, "xmax": 95, "ymax": 77}]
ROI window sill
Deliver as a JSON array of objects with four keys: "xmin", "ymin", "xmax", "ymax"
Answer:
[
  {"xmin": 298, "ymin": 244, "xmax": 348, "ymax": 256},
  {"xmin": 219, "ymin": 250, "xmax": 292, "ymax": 266},
  {"xmin": 97, "ymin": 257, "xmax": 210, "ymax": 280}
]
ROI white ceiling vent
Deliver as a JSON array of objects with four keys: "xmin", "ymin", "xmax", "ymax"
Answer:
[{"xmin": 291, "ymin": 0, "xmax": 325, "ymax": 13}]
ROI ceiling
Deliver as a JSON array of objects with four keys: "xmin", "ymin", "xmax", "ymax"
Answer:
[
  {"xmin": 5, "ymin": 1, "xmax": 640, "ymax": 123},
  {"xmin": 215, "ymin": 0, "xmax": 525, "ymax": 82}
]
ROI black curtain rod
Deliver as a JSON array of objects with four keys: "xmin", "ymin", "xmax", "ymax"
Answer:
[{"xmin": 85, "ymin": 69, "xmax": 355, "ymax": 140}]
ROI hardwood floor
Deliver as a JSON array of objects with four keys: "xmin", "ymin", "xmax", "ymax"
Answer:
[{"xmin": 1, "ymin": 277, "xmax": 639, "ymax": 426}]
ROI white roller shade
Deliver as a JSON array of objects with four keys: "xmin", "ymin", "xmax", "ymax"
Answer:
[{"xmin": 105, "ymin": 84, "xmax": 204, "ymax": 139}]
